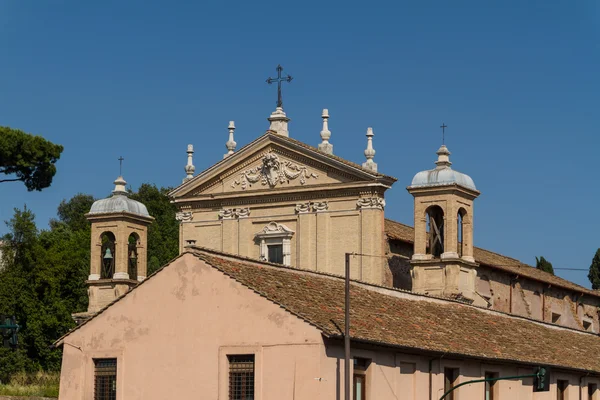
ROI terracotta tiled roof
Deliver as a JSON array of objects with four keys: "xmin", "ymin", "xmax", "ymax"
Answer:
[
  {"xmin": 384, "ymin": 218, "xmax": 600, "ymax": 298},
  {"xmin": 191, "ymin": 248, "xmax": 600, "ymax": 373}
]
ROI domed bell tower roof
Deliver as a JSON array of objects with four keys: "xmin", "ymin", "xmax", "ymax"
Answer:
[
  {"xmin": 409, "ymin": 145, "xmax": 477, "ymax": 192},
  {"xmin": 88, "ymin": 176, "xmax": 151, "ymax": 218}
]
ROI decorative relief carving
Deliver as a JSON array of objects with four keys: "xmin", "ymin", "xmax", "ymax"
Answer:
[
  {"xmin": 295, "ymin": 202, "xmax": 311, "ymax": 214},
  {"xmin": 218, "ymin": 208, "xmax": 251, "ymax": 219},
  {"xmin": 218, "ymin": 209, "xmax": 235, "ymax": 220},
  {"xmin": 295, "ymin": 201, "xmax": 329, "ymax": 213},
  {"xmin": 236, "ymin": 207, "xmax": 250, "ymax": 218},
  {"xmin": 175, "ymin": 211, "xmax": 193, "ymax": 222},
  {"xmin": 356, "ymin": 197, "xmax": 385, "ymax": 210},
  {"xmin": 312, "ymin": 201, "xmax": 329, "ymax": 212},
  {"xmin": 231, "ymin": 151, "xmax": 318, "ymax": 190},
  {"xmin": 256, "ymin": 221, "xmax": 295, "ymax": 236}
]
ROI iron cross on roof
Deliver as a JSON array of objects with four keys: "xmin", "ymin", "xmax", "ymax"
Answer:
[
  {"xmin": 266, "ymin": 64, "xmax": 293, "ymax": 108},
  {"xmin": 118, "ymin": 156, "xmax": 124, "ymax": 176},
  {"xmin": 440, "ymin": 123, "xmax": 448, "ymax": 145}
]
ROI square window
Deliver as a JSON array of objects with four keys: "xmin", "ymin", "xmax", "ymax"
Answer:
[
  {"xmin": 94, "ymin": 358, "xmax": 117, "ymax": 400},
  {"xmin": 267, "ymin": 244, "xmax": 283, "ymax": 264},
  {"xmin": 228, "ymin": 355, "xmax": 254, "ymax": 400}
]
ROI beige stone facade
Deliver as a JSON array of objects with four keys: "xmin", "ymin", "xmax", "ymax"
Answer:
[{"xmin": 169, "ymin": 132, "xmax": 395, "ymax": 285}]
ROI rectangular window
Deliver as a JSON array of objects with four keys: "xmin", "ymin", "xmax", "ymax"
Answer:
[
  {"xmin": 267, "ymin": 244, "xmax": 283, "ymax": 264},
  {"xmin": 94, "ymin": 358, "xmax": 117, "ymax": 400},
  {"xmin": 589, "ymin": 383, "xmax": 597, "ymax": 400},
  {"xmin": 353, "ymin": 358, "xmax": 369, "ymax": 400},
  {"xmin": 444, "ymin": 368, "xmax": 459, "ymax": 400},
  {"xmin": 228, "ymin": 355, "xmax": 254, "ymax": 400},
  {"xmin": 485, "ymin": 372, "xmax": 499, "ymax": 400},
  {"xmin": 557, "ymin": 379, "xmax": 569, "ymax": 400}
]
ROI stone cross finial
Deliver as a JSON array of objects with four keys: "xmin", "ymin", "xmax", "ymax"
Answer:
[
  {"xmin": 318, "ymin": 109, "xmax": 333, "ymax": 155},
  {"xmin": 224, "ymin": 121, "xmax": 237, "ymax": 159},
  {"xmin": 183, "ymin": 144, "xmax": 195, "ymax": 183},
  {"xmin": 362, "ymin": 127, "xmax": 377, "ymax": 172}
]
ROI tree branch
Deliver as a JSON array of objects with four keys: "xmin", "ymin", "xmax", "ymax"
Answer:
[{"xmin": 0, "ymin": 178, "xmax": 24, "ymax": 183}]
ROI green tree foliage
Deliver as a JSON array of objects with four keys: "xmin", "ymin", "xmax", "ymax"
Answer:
[
  {"xmin": 51, "ymin": 194, "xmax": 95, "ymax": 232},
  {"xmin": 0, "ymin": 126, "xmax": 64, "ymax": 191},
  {"xmin": 129, "ymin": 184, "xmax": 178, "ymax": 274},
  {"xmin": 535, "ymin": 256, "xmax": 554, "ymax": 275},
  {"xmin": 588, "ymin": 249, "xmax": 600, "ymax": 290},
  {"xmin": 0, "ymin": 184, "xmax": 177, "ymax": 380}
]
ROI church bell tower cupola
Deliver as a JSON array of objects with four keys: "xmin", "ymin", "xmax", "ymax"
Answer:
[
  {"xmin": 83, "ymin": 175, "xmax": 154, "ymax": 314},
  {"xmin": 407, "ymin": 144, "xmax": 480, "ymax": 302}
]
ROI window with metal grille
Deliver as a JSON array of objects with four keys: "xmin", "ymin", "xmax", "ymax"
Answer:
[
  {"xmin": 94, "ymin": 358, "xmax": 117, "ymax": 400},
  {"xmin": 228, "ymin": 355, "xmax": 254, "ymax": 400},
  {"xmin": 267, "ymin": 244, "xmax": 283, "ymax": 264}
]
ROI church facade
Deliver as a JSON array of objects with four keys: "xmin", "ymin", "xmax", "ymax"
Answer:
[{"xmin": 56, "ymin": 104, "xmax": 600, "ymax": 400}]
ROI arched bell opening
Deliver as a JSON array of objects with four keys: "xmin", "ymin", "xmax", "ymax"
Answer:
[
  {"xmin": 457, "ymin": 208, "xmax": 468, "ymax": 258},
  {"xmin": 100, "ymin": 232, "xmax": 116, "ymax": 279},
  {"xmin": 425, "ymin": 205, "xmax": 444, "ymax": 258},
  {"xmin": 128, "ymin": 233, "xmax": 140, "ymax": 280}
]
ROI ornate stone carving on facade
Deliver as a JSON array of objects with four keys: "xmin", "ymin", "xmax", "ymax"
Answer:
[
  {"xmin": 218, "ymin": 208, "xmax": 251, "ymax": 219},
  {"xmin": 236, "ymin": 207, "xmax": 250, "ymax": 218},
  {"xmin": 218, "ymin": 209, "xmax": 235, "ymax": 220},
  {"xmin": 295, "ymin": 201, "xmax": 329, "ymax": 213},
  {"xmin": 231, "ymin": 152, "xmax": 318, "ymax": 190},
  {"xmin": 356, "ymin": 197, "xmax": 386, "ymax": 210},
  {"xmin": 175, "ymin": 211, "xmax": 194, "ymax": 222},
  {"xmin": 312, "ymin": 201, "xmax": 329, "ymax": 212},
  {"xmin": 295, "ymin": 202, "xmax": 311, "ymax": 214}
]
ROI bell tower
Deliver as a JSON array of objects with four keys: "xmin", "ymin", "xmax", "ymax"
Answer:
[
  {"xmin": 407, "ymin": 145, "xmax": 480, "ymax": 302},
  {"xmin": 80, "ymin": 175, "xmax": 154, "ymax": 317}
]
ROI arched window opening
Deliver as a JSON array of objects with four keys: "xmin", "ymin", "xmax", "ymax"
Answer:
[
  {"xmin": 100, "ymin": 232, "xmax": 116, "ymax": 279},
  {"xmin": 457, "ymin": 208, "xmax": 467, "ymax": 258},
  {"xmin": 426, "ymin": 206, "xmax": 444, "ymax": 258},
  {"xmin": 128, "ymin": 233, "xmax": 139, "ymax": 280}
]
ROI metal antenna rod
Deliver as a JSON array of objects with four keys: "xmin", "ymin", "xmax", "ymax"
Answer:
[{"xmin": 345, "ymin": 252, "xmax": 351, "ymax": 400}]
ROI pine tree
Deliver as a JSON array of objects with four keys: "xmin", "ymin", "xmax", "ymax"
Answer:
[
  {"xmin": 535, "ymin": 256, "xmax": 554, "ymax": 275},
  {"xmin": 588, "ymin": 249, "xmax": 600, "ymax": 290}
]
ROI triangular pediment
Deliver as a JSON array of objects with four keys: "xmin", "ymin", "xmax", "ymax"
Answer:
[{"xmin": 170, "ymin": 133, "xmax": 395, "ymax": 200}]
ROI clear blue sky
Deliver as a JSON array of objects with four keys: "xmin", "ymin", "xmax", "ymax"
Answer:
[{"xmin": 1, "ymin": 1, "xmax": 598, "ymax": 287}]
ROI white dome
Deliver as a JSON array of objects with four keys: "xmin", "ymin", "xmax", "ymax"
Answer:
[
  {"xmin": 409, "ymin": 145, "xmax": 477, "ymax": 191},
  {"xmin": 411, "ymin": 168, "xmax": 477, "ymax": 191},
  {"xmin": 88, "ymin": 176, "xmax": 150, "ymax": 218}
]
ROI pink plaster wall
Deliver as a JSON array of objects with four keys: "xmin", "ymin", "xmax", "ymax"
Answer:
[
  {"xmin": 58, "ymin": 253, "xmax": 600, "ymax": 400},
  {"xmin": 58, "ymin": 254, "xmax": 325, "ymax": 400}
]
